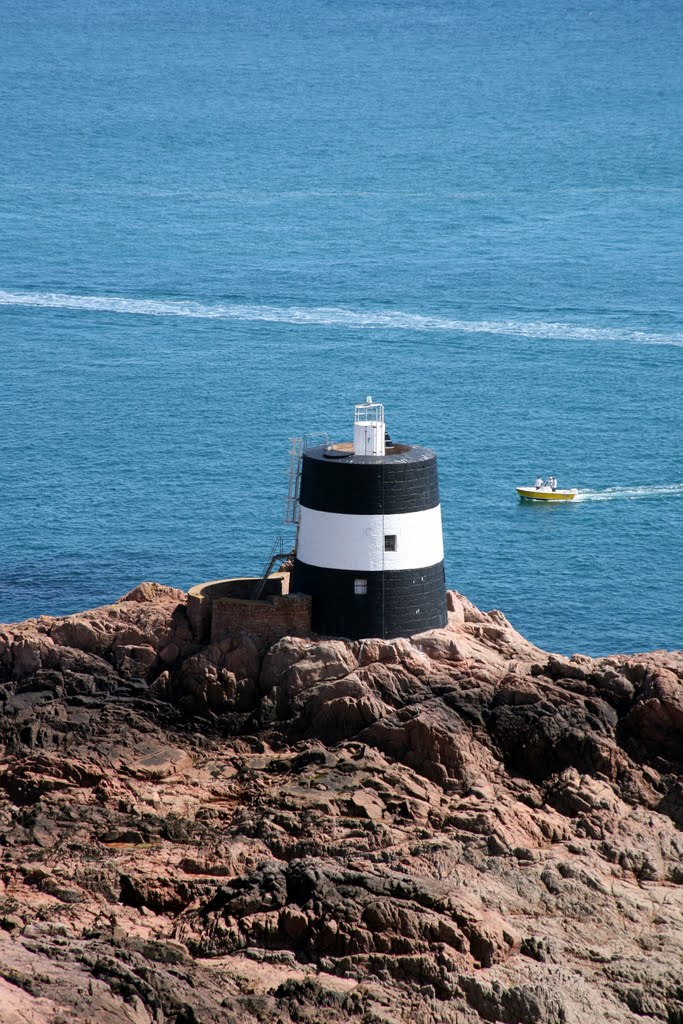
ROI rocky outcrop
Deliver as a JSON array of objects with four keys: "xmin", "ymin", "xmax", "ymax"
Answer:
[{"xmin": 1, "ymin": 584, "xmax": 682, "ymax": 1022}]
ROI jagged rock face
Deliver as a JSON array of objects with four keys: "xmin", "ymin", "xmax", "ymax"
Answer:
[{"xmin": 1, "ymin": 585, "xmax": 683, "ymax": 1023}]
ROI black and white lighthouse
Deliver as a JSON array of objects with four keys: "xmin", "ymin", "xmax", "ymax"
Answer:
[{"xmin": 291, "ymin": 398, "xmax": 448, "ymax": 639}]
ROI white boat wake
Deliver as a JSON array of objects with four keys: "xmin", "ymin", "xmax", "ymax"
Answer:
[
  {"xmin": 1, "ymin": 289, "xmax": 683, "ymax": 347},
  {"xmin": 575, "ymin": 484, "xmax": 683, "ymax": 502}
]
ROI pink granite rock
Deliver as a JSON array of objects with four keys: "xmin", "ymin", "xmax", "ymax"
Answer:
[{"xmin": 0, "ymin": 585, "xmax": 682, "ymax": 1023}]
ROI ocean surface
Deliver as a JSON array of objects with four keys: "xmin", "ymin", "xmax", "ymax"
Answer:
[{"xmin": 1, "ymin": 0, "xmax": 682, "ymax": 656}]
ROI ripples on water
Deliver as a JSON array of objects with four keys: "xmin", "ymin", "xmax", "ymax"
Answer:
[
  {"xmin": 0, "ymin": 0, "xmax": 681, "ymax": 655},
  {"xmin": 576, "ymin": 485, "xmax": 683, "ymax": 502},
  {"xmin": 1, "ymin": 290, "xmax": 683, "ymax": 347}
]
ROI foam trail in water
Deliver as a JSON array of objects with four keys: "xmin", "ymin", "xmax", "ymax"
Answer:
[
  {"xmin": 1, "ymin": 289, "xmax": 683, "ymax": 346},
  {"xmin": 575, "ymin": 484, "xmax": 683, "ymax": 502}
]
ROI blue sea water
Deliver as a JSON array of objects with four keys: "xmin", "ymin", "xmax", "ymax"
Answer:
[{"xmin": 1, "ymin": 0, "xmax": 682, "ymax": 656}]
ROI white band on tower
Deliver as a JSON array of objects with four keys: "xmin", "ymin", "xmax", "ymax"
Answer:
[{"xmin": 296, "ymin": 504, "xmax": 444, "ymax": 572}]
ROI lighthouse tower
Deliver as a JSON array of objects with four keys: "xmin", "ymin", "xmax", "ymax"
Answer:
[{"xmin": 291, "ymin": 399, "xmax": 448, "ymax": 639}]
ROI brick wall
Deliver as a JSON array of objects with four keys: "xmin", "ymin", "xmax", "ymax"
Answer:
[
  {"xmin": 187, "ymin": 574, "xmax": 311, "ymax": 645},
  {"xmin": 210, "ymin": 592, "xmax": 312, "ymax": 645}
]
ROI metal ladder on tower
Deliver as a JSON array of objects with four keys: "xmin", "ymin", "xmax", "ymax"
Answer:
[
  {"xmin": 285, "ymin": 436, "xmax": 304, "ymax": 527},
  {"xmin": 284, "ymin": 432, "xmax": 329, "ymax": 535},
  {"xmin": 252, "ymin": 431, "xmax": 332, "ymax": 602}
]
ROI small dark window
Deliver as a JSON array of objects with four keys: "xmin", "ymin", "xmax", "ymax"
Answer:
[
  {"xmin": 384, "ymin": 534, "xmax": 397, "ymax": 552},
  {"xmin": 354, "ymin": 578, "xmax": 368, "ymax": 596}
]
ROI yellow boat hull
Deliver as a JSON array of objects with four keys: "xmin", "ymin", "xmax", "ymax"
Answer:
[{"xmin": 517, "ymin": 487, "xmax": 577, "ymax": 502}]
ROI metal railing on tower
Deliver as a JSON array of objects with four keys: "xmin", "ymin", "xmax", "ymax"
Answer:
[{"xmin": 251, "ymin": 536, "xmax": 293, "ymax": 601}]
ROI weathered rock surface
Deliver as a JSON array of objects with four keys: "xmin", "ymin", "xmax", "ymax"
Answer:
[{"xmin": 1, "ymin": 583, "xmax": 682, "ymax": 1022}]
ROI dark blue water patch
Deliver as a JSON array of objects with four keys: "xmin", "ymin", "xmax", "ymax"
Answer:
[{"xmin": 0, "ymin": 0, "xmax": 681, "ymax": 654}]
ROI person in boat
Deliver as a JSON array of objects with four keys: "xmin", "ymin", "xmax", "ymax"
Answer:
[
  {"xmin": 547, "ymin": 475, "xmax": 557, "ymax": 491},
  {"xmin": 534, "ymin": 475, "xmax": 543, "ymax": 489}
]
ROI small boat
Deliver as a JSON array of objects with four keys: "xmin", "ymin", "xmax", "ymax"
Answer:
[{"xmin": 516, "ymin": 485, "xmax": 578, "ymax": 502}]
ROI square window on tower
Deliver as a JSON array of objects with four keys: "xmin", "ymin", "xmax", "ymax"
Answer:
[
  {"xmin": 384, "ymin": 534, "xmax": 397, "ymax": 552},
  {"xmin": 354, "ymin": 578, "xmax": 368, "ymax": 595}
]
